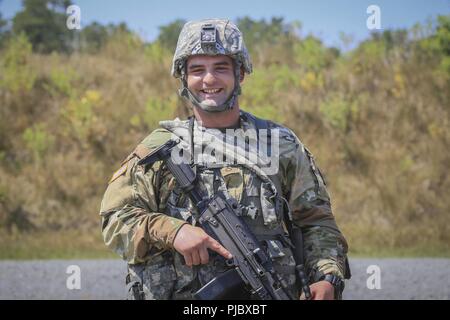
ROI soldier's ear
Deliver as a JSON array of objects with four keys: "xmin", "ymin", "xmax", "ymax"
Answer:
[{"xmin": 239, "ymin": 67, "xmax": 245, "ymax": 83}]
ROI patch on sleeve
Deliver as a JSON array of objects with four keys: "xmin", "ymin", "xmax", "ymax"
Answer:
[
  {"xmin": 134, "ymin": 144, "xmax": 152, "ymax": 159},
  {"xmin": 304, "ymin": 146, "xmax": 326, "ymax": 188},
  {"xmin": 107, "ymin": 144, "xmax": 151, "ymax": 185},
  {"xmin": 108, "ymin": 162, "xmax": 128, "ymax": 184}
]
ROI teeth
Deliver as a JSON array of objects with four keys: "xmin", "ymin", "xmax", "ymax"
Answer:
[{"xmin": 203, "ymin": 89, "xmax": 220, "ymax": 94}]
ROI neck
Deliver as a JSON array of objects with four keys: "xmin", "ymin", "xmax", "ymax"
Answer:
[{"xmin": 192, "ymin": 102, "xmax": 241, "ymax": 128}]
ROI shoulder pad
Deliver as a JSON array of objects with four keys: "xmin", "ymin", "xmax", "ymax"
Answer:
[
  {"xmin": 109, "ymin": 128, "xmax": 172, "ymax": 184},
  {"xmin": 109, "ymin": 144, "xmax": 152, "ymax": 184},
  {"xmin": 140, "ymin": 128, "xmax": 173, "ymax": 150},
  {"xmin": 269, "ymin": 122, "xmax": 297, "ymax": 143}
]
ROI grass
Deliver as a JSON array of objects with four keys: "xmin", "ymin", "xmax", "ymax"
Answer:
[
  {"xmin": 348, "ymin": 246, "xmax": 450, "ymax": 258},
  {"xmin": 0, "ymin": 230, "xmax": 117, "ymax": 260},
  {"xmin": 0, "ymin": 230, "xmax": 449, "ymax": 260}
]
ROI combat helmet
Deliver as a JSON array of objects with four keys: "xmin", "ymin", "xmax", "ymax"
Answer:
[{"xmin": 172, "ymin": 18, "xmax": 252, "ymax": 112}]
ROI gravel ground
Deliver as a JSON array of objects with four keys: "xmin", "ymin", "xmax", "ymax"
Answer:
[{"xmin": 0, "ymin": 258, "xmax": 449, "ymax": 300}]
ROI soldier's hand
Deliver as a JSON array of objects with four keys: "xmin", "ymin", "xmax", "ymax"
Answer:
[
  {"xmin": 173, "ymin": 224, "xmax": 232, "ymax": 267},
  {"xmin": 300, "ymin": 281, "xmax": 334, "ymax": 300}
]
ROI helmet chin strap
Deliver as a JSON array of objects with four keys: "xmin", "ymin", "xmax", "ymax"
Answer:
[{"xmin": 179, "ymin": 61, "xmax": 242, "ymax": 113}]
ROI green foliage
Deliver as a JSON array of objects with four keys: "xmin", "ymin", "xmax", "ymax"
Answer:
[
  {"xmin": 0, "ymin": 33, "xmax": 36, "ymax": 92},
  {"xmin": 0, "ymin": 6, "xmax": 8, "ymax": 46},
  {"xmin": 370, "ymin": 29, "xmax": 409, "ymax": 51},
  {"xmin": 436, "ymin": 15, "xmax": 450, "ymax": 75},
  {"xmin": 408, "ymin": 15, "xmax": 450, "ymax": 81},
  {"xmin": 12, "ymin": 0, "xmax": 73, "ymax": 53},
  {"xmin": 144, "ymin": 41, "xmax": 172, "ymax": 64},
  {"xmin": 45, "ymin": 66, "xmax": 79, "ymax": 97},
  {"xmin": 0, "ymin": 230, "xmax": 116, "ymax": 259},
  {"xmin": 423, "ymin": 15, "xmax": 450, "ymax": 56},
  {"xmin": 157, "ymin": 19, "xmax": 186, "ymax": 52},
  {"xmin": 319, "ymin": 94, "xmax": 356, "ymax": 131},
  {"xmin": 132, "ymin": 95, "xmax": 178, "ymax": 131},
  {"xmin": 102, "ymin": 27, "xmax": 144, "ymax": 60},
  {"xmin": 249, "ymin": 104, "xmax": 285, "ymax": 124},
  {"xmin": 80, "ymin": 22, "xmax": 133, "ymax": 53},
  {"xmin": 0, "ymin": 15, "xmax": 449, "ymax": 257},
  {"xmin": 80, "ymin": 22, "xmax": 109, "ymax": 53},
  {"xmin": 236, "ymin": 16, "xmax": 298, "ymax": 51},
  {"xmin": 0, "ymin": 9, "xmax": 6, "ymax": 30},
  {"xmin": 240, "ymin": 67, "xmax": 286, "ymax": 122},
  {"xmin": 271, "ymin": 64, "xmax": 299, "ymax": 91},
  {"xmin": 298, "ymin": 71, "xmax": 324, "ymax": 92},
  {"xmin": 294, "ymin": 36, "xmax": 336, "ymax": 71},
  {"xmin": 351, "ymin": 38, "xmax": 387, "ymax": 74},
  {"xmin": 241, "ymin": 68, "xmax": 273, "ymax": 107},
  {"xmin": 22, "ymin": 123, "xmax": 54, "ymax": 161},
  {"xmin": 62, "ymin": 90, "xmax": 101, "ymax": 145}
]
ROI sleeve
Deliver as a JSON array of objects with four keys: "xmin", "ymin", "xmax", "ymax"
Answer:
[
  {"xmin": 99, "ymin": 131, "xmax": 188, "ymax": 265},
  {"xmin": 284, "ymin": 132, "xmax": 349, "ymax": 282}
]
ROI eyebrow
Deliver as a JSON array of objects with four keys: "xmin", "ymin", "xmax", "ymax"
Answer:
[{"xmin": 188, "ymin": 60, "xmax": 232, "ymax": 70}]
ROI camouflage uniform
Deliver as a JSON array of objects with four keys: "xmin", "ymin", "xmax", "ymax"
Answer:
[
  {"xmin": 99, "ymin": 18, "xmax": 349, "ymax": 300},
  {"xmin": 100, "ymin": 111, "xmax": 349, "ymax": 299}
]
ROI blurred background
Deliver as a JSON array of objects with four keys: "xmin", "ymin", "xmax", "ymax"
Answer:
[{"xmin": 0, "ymin": 0, "xmax": 449, "ymax": 263}]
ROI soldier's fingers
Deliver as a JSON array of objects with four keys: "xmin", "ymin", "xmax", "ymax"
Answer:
[
  {"xmin": 184, "ymin": 253, "xmax": 193, "ymax": 267},
  {"xmin": 308, "ymin": 287, "xmax": 317, "ymax": 300},
  {"xmin": 199, "ymin": 246, "xmax": 209, "ymax": 265},
  {"xmin": 191, "ymin": 250, "xmax": 201, "ymax": 266},
  {"xmin": 207, "ymin": 238, "xmax": 232, "ymax": 259}
]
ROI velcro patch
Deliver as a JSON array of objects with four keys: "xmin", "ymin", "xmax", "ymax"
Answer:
[{"xmin": 108, "ymin": 162, "xmax": 128, "ymax": 184}]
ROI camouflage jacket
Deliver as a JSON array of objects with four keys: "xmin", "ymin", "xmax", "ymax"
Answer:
[{"xmin": 100, "ymin": 110, "xmax": 349, "ymax": 298}]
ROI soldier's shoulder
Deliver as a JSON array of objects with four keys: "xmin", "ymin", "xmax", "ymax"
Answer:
[
  {"xmin": 268, "ymin": 121, "xmax": 298, "ymax": 144},
  {"xmin": 107, "ymin": 128, "xmax": 170, "ymax": 184},
  {"xmin": 140, "ymin": 128, "xmax": 173, "ymax": 151},
  {"xmin": 243, "ymin": 111, "xmax": 298, "ymax": 143}
]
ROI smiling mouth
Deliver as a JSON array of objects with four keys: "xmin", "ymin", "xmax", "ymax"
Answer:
[{"xmin": 200, "ymin": 88, "xmax": 223, "ymax": 95}]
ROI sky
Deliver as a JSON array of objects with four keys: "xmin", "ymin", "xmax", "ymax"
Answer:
[{"xmin": 1, "ymin": 0, "xmax": 449, "ymax": 50}]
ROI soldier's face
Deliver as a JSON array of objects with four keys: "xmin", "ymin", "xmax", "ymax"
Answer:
[{"xmin": 186, "ymin": 55, "xmax": 236, "ymax": 108}]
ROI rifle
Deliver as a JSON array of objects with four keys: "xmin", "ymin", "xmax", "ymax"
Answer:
[{"xmin": 138, "ymin": 139, "xmax": 309, "ymax": 300}]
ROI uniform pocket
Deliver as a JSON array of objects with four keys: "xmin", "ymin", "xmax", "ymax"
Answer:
[
  {"xmin": 220, "ymin": 167, "xmax": 244, "ymax": 203},
  {"xmin": 267, "ymin": 242, "xmax": 297, "ymax": 292},
  {"xmin": 141, "ymin": 255, "xmax": 177, "ymax": 300}
]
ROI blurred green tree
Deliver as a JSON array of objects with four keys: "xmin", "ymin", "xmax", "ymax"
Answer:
[
  {"xmin": 236, "ymin": 17, "xmax": 302, "ymax": 51},
  {"xmin": 80, "ymin": 22, "xmax": 108, "ymax": 53},
  {"xmin": 0, "ymin": 7, "xmax": 6, "ymax": 30},
  {"xmin": 79, "ymin": 22, "xmax": 131, "ymax": 53},
  {"xmin": 436, "ymin": 15, "xmax": 450, "ymax": 55},
  {"xmin": 12, "ymin": 0, "xmax": 73, "ymax": 53},
  {"xmin": 435, "ymin": 15, "xmax": 450, "ymax": 75},
  {"xmin": 294, "ymin": 35, "xmax": 338, "ymax": 71},
  {"xmin": 0, "ymin": 1, "xmax": 9, "ymax": 46},
  {"xmin": 370, "ymin": 29, "xmax": 409, "ymax": 51},
  {"xmin": 156, "ymin": 19, "xmax": 186, "ymax": 52}
]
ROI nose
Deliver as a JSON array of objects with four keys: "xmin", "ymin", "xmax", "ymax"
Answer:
[{"xmin": 203, "ymin": 69, "xmax": 217, "ymax": 85}]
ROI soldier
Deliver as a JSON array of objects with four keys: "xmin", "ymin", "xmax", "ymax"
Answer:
[{"xmin": 100, "ymin": 18, "xmax": 350, "ymax": 300}]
